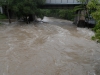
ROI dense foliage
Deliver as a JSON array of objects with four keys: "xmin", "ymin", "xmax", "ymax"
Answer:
[
  {"xmin": 0, "ymin": 0, "xmax": 45, "ymax": 23},
  {"xmin": 41, "ymin": 9, "xmax": 75, "ymax": 21},
  {"xmin": 0, "ymin": 14, "xmax": 7, "ymax": 19},
  {"xmin": 59, "ymin": 9, "xmax": 75, "ymax": 20},
  {"xmin": 13, "ymin": 0, "xmax": 45, "ymax": 17},
  {"xmin": 87, "ymin": 0, "xmax": 100, "ymax": 42}
]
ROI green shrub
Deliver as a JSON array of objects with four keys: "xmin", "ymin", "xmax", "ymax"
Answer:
[
  {"xmin": 87, "ymin": 0, "xmax": 100, "ymax": 42},
  {"xmin": 91, "ymin": 15, "xmax": 100, "ymax": 42},
  {"xmin": 92, "ymin": 20, "xmax": 100, "ymax": 42},
  {"xmin": 92, "ymin": 29, "xmax": 100, "ymax": 42},
  {"xmin": 40, "ymin": 9, "xmax": 51, "ymax": 17},
  {"xmin": 0, "ymin": 14, "xmax": 7, "ymax": 19},
  {"xmin": 41, "ymin": 9, "xmax": 75, "ymax": 21},
  {"xmin": 58, "ymin": 9, "xmax": 75, "ymax": 20},
  {"xmin": 59, "ymin": 10, "xmax": 67, "ymax": 19}
]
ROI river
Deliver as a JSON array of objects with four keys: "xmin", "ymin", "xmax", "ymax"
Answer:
[{"xmin": 0, "ymin": 17, "xmax": 100, "ymax": 75}]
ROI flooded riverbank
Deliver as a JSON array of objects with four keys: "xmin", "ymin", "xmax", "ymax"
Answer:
[{"xmin": 0, "ymin": 17, "xmax": 100, "ymax": 75}]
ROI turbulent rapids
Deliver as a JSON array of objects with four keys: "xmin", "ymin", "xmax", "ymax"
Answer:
[{"xmin": 0, "ymin": 17, "xmax": 100, "ymax": 75}]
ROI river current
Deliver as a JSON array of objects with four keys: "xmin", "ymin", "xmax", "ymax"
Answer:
[{"xmin": 0, "ymin": 17, "xmax": 100, "ymax": 75}]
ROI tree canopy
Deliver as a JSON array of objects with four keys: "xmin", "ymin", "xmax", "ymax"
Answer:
[
  {"xmin": 13, "ymin": 0, "xmax": 45, "ymax": 17},
  {"xmin": 0, "ymin": 0, "xmax": 45, "ymax": 22}
]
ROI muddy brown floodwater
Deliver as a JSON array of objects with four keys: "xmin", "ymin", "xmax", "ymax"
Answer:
[{"xmin": 0, "ymin": 17, "xmax": 100, "ymax": 75}]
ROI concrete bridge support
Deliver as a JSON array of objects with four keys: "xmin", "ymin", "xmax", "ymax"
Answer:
[{"xmin": 73, "ymin": 10, "xmax": 87, "ymax": 27}]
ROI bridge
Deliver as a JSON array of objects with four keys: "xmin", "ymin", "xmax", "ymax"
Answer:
[
  {"xmin": 41, "ymin": 0, "xmax": 84, "ymax": 9},
  {"xmin": 46, "ymin": 0, "xmax": 81, "ymax": 4}
]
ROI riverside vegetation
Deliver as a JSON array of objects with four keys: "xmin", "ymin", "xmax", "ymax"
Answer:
[
  {"xmin": 0, "ymin": 0, "xmax": 100, "ymax": 42},
  {"xmin": 87, "ymin": 0, "xmax": 100, "ymax": 42}
]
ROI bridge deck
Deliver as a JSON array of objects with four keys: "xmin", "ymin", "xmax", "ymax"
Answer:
[
  {"xmin": 40, "ymin": 0, "xmax": 88, "ymax": 9},
  {"xmin": 46, "ymin": 0, "xmax": 81, "ymax": 4}
]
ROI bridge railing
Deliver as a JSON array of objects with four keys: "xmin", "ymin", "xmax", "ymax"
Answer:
[{"xmin": 46, "ymin": 0, "xmax": 81, "ymax": 4}]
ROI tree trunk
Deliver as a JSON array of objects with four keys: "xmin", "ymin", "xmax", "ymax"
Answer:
[{"xmin": 7, "ymin": 5, "xmax": 11, "ymax": 23}]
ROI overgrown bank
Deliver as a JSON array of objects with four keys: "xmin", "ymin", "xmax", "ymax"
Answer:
[
  {"xmin": 87, "ymin": 0, "xmax": 100, "ymax": 42},
  {"xmin": 40, "ymin": 9, "xmax": 75, "ymax": 21}
]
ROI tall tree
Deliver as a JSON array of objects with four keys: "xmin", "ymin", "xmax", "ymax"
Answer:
[
  {"xmin": 0, "ymin": 0, "xmax": 45, "ymax": 23},
  {"xmin": 13, "ymin": 0, "xmax": 45, "ymax": 21},
  {"xmin": 0, "ymin": 0, "xmax": 13, "ymax": 23}
]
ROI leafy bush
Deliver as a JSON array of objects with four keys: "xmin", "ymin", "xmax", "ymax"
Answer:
[
  {"xmin": 92, "ymin": 21, "xmax": 100, "ymax": 32},
  {"xmin": 58, "ymin": 9, "xmax": 75, "ymax": 20},
  {"xmin": 0, "ymin": 14, "xmax": 7, "ymax": 19},
  {"xmin": 41, "ymin": 9, "xmax": 75, "ymax": 21},
  {"xmin": 39, "ymin": 9, "xmax": 51, "ymax": 17},
  {"xmin": 87, "ymin": 0, "xmax": 100, "ymax": 42},
  {"xmin": 92, "ymin": 29, "xmax": 100, "ymax": 42},
  {"xmin": 92, "ymin": 21, "xmax": 100, "ymax": 42},
  {"xmin": 59, "ymin": 10, "xmax": 67, "ymax": 19}
]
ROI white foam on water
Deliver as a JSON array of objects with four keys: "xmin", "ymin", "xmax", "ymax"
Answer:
[
  {"xmin": 37, "ymin": 18, "xmax": 42, "ymax": 22},
  {"xmin": 42, "ymin": 16, "xmax": 53, "ymax": 22},
  {"xmin": 77, "ymin": 28, "xmax": 95, "ymax": 38}
]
